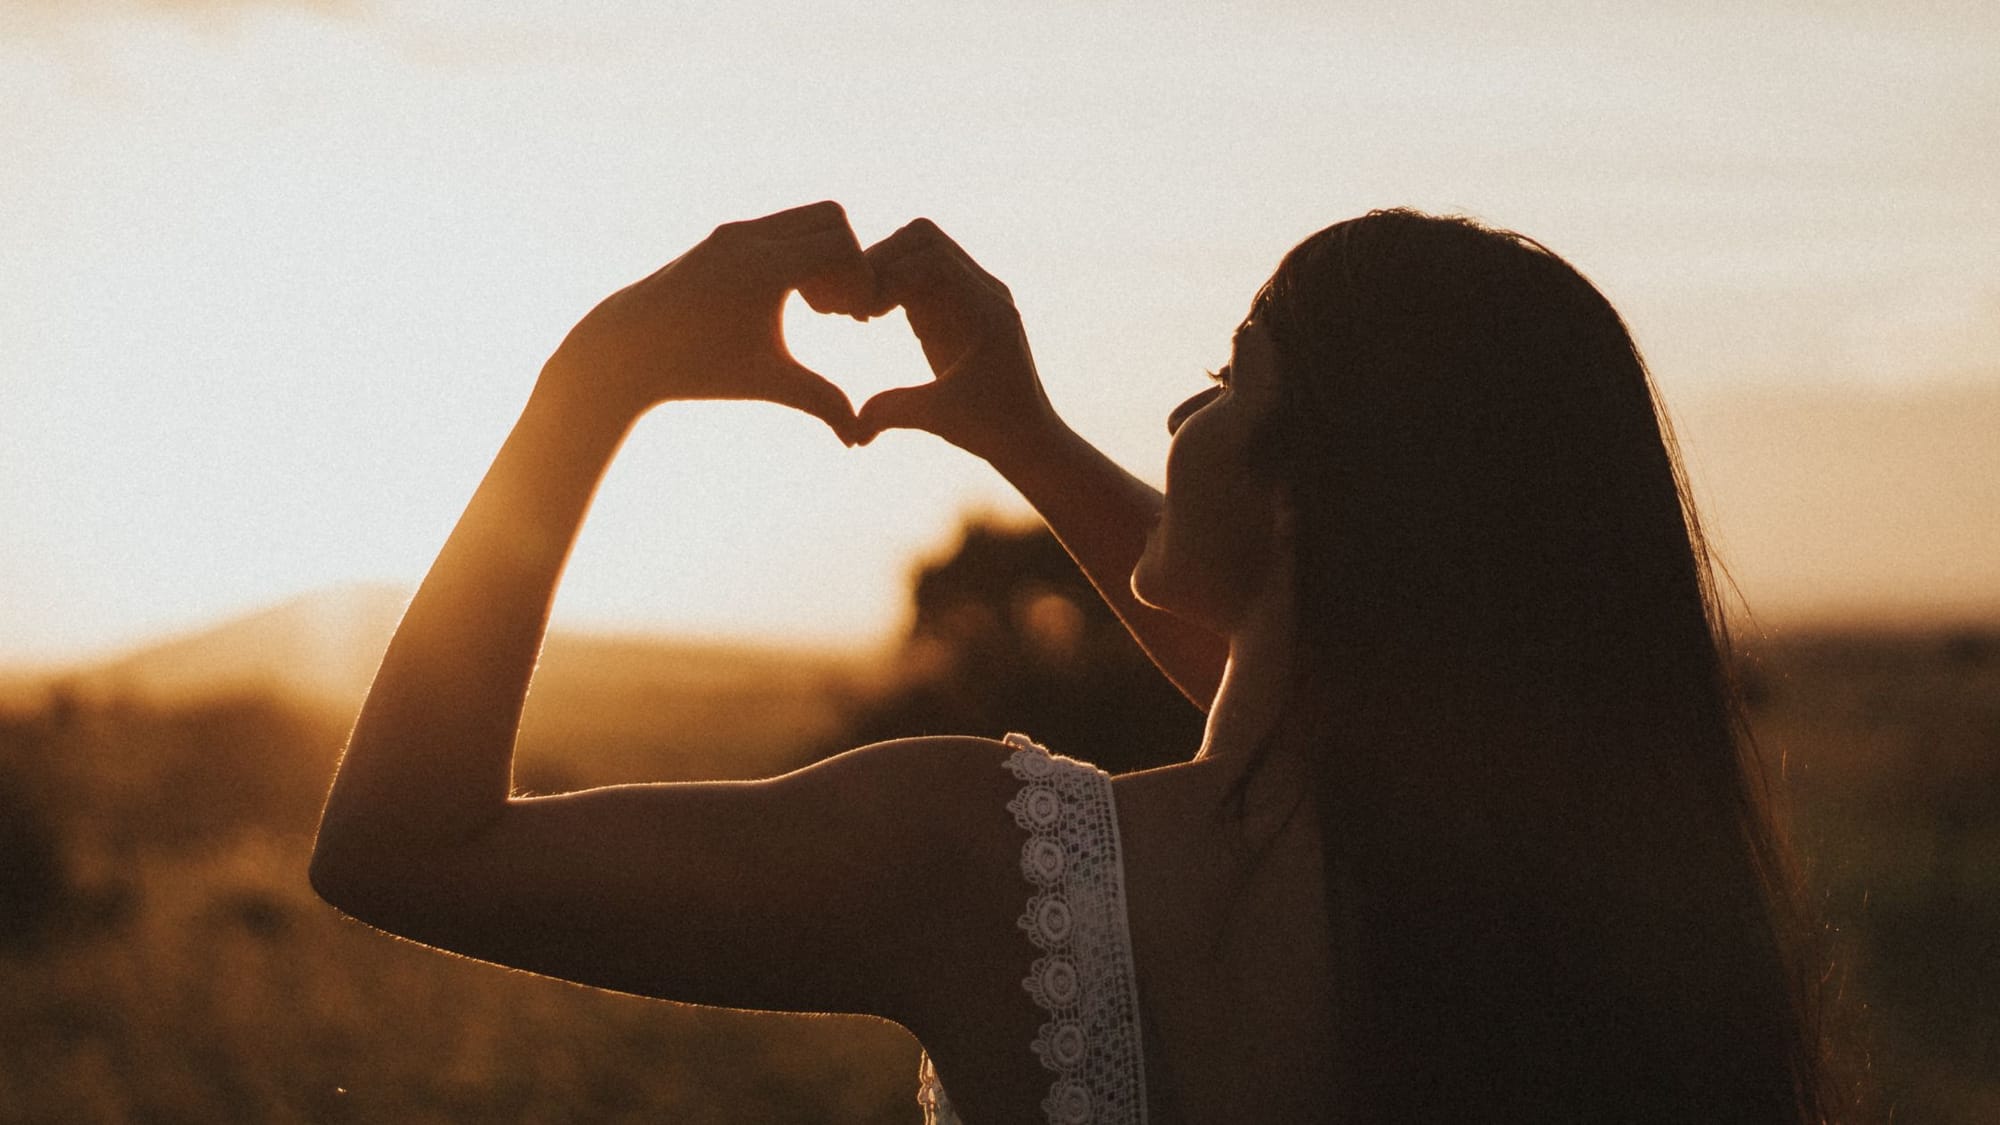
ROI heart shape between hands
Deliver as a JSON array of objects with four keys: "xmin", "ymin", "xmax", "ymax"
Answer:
[
  {"xmin": 770, "ymin": 214, "xmax": 1019, "ymax": 454},
  {"xmin": 777, "ymin": 287, "xmax": 937, "ymax": 447},
  {"xmin": 633, "ymin": 206, "xmax": 1005, "ymax": 451}
]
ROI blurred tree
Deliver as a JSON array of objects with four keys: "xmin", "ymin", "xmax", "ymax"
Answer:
[
  {"xmin": 828, "ymin": 518, "xmax": 1206, "ymax": 774},
  {"xmin": 0, "ymin": 734, "xmax": 64, "ymax": 950}
]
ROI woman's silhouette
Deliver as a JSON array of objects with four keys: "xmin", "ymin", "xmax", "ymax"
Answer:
[{"xmin": 311, "ymin": 202, "xmax": 1832, "ymax": 1122}]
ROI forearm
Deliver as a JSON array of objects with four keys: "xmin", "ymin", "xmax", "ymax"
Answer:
[
  {"xmin": 313, "ymin": 381, "xmax": 631, "ymax": 870},
  {"xmin": 990, "ymin": 419, "xmax": 1228, "ymax": 709}
]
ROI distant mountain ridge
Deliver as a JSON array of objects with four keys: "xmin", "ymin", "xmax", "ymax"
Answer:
[
  {"xmin": 0, "ymin": 585, "xmax": 887, "ymax": 784},
  {"xmin": 6, "ymin": 584, "xmax": 879, "ymax": 715},
  {"xmin": 55, "ymin": 584, "xmax": 411, "ymax": 710}
]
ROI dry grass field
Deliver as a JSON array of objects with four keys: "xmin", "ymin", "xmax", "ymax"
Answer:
[
  {"xmin": 2, "ymin": 622, "xmax": 1996, "ymax": 1122},
  {"xmin": 1736, "ymin": 628, "xmax": 2000, "ymax": 1122}
]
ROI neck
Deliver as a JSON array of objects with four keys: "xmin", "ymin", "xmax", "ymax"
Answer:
[{"xmin": 1196, "ymin": 608, "xmax": 1296, "ymax": 767}]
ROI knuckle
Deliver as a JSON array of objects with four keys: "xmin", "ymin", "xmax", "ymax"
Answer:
[{"xmin": 877, "ymin": 253, "xmax": 925, "ymax": 290}]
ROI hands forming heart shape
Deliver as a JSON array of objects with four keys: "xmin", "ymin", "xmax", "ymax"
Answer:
[{"xmin": 543, "ymin": 201, "xmax": 1058, "ymax": 461}]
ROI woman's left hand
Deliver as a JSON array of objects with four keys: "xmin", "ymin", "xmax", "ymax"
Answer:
[{"xmin": 540, "ymin": 200, "xmax": 876, "ymax": 443}]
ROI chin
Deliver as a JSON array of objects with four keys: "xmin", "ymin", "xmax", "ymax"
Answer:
[
  {"xmin": 1134, "ymin": 525, "xmax": 1240, "ymax": 629},
  {"xmin": 1129, "ymin": 552, "xmax": 1167, "ymax": 613},
  {"xmin": 1132, "ymin": 553, "xmax": 1215, "ymax": 629}
]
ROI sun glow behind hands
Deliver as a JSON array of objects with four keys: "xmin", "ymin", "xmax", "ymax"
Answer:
[{"xmin": 4, "ymin": 0, "xmax": 1998, "ymax": 662}]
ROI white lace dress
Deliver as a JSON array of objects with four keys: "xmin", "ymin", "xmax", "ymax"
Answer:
[{"xmin": 916, "ymin": 733, "xmax": 1149, "ymax": 1125}]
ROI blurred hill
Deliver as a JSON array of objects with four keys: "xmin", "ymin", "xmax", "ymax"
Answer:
[
  {"xmin": 0, "ymin": 585, "xmax": 888, "ymax": 785},
  {"xmin": 1, "ymin": 523, "xmax": 1998, "ymax": 1119},
  {"xmin": 44, "ymin": 584, "xmax": 413, "ymax": 712}
]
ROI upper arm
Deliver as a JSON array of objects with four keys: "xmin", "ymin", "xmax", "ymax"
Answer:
[{"xmin": 309, "ymin": 736, "xmax": 1020, "ymax": 1020}]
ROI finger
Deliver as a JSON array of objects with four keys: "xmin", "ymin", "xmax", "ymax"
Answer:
[
  {"xmin": 870, "ymin": 242, "xmax": 951, "ymax": 312},
  {"xmin": 860, "ymin": 220, "xmax": 928, "ymax": 267},
  {"xmin": 855, "ymin": 227, "xmax": 932, "ymax": 318},
  {"xmin": 867, "ymin": 218, "xmax": 1010, "ymax": 303},
  {"xmin": 870, "ymin": 236, "xmax": 996, "ymax": 321},
  {"xmin": 720, "ymin": 201, "xmax": 877, "ymax": 315},
  {"xmin": 730, "ymin": 199, "xmax": 852, "ymax": 240},
  {"xmin": 797, "ymin": 250, "xmax": 877, "ymax": 319},
  {"xmin": 872, "ymin": 249, "xmax": 1019, "ymax": 361},
  {"xmin": 763, "ymin": 359, "xmax": 861, "ymax": 446},
  {"xmin": 869, "ymin": 230, "xmax": 1010, "ymax": 322},
  {"xmin": 853, "ymin": 383, "xmax": 936, "ymax": 445},
  {"xmin": 862, "ymin": 219, "xmax": 954, "ymax": 293},
  {"xmin": 914, "ymin": 220, "xmax": 1013, "ymax": 301},
  {"xmin": 758, "ymin": 225, "xmax": 877, "ymax": 317}
]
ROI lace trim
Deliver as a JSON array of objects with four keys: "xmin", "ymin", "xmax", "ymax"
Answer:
[{"xmin": 917, "ymin": 733, "xmax": 1148, "ymax": 1125}]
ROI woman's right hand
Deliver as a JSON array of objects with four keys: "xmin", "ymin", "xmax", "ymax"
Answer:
[
  {"xmin": 852, "ymin": 219, "xmax": 1062, "ymax": 464},
  {"xmin": 539, "ymin": 201, "xmax": 874, "ymax": 443}
]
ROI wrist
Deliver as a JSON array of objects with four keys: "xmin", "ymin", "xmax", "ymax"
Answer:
[
  {"xmin": 529, "ymin": 356, "xmax": 648, "ymax": 445},
  {"xmin": 980, "ymin": 399, "xmax": 1075, "ymax": 480}
]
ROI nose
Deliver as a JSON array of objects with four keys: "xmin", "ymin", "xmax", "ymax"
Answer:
[{"xmin": 1166, "ymin": 386, "xmax": 1221, "ymax": 435}]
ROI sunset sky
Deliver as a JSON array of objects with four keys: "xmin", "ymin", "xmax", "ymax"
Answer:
[{"xmin": 4, "ymin": 0, "xmax": 1997, "ymax": 665}]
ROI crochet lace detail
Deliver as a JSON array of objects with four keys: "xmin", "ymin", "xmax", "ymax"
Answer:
[{"xmin": 918, "ymin": 733, "xmax": 1148, "ymax": 1125}]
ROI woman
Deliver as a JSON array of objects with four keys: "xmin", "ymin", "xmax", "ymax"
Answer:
[{"xmin": 311, "ymin": 202, "xmax": 1832, "ymax": 1122}]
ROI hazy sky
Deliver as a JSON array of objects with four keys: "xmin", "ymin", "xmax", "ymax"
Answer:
[{"xmin": 4, "ymin": 0, "xmax": 1997, "ymax": 662}]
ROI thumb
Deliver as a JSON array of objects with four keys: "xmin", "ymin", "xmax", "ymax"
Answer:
[
  {"xmin": 765, "ymin": 359, "xmax": 861, "ymax": 446},
  {"xmin": 854, "ymin": 383, "xmax": 937, "ymax": 446}
]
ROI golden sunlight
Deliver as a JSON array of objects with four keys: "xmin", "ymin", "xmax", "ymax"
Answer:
[{"xmin": 5, "ymin": 3, "xmax": 1998, "ymax": 1121}]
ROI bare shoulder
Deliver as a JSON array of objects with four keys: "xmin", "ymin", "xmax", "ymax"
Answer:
[
  {"xmin": 768, "ymin": 732, "xmax": 1038, "ymax": 888},
  {"xmin": 789, "ymin": 733, "xmax": 1023, "ymax": 791},
  {"xmin": 778, "ymin": 735, "xmax": 1035, "ymax": 850},
  {"xmin": 786, "ymin": 736, "xmax": 1049, "ymax": 922},
  {"xmin": 312, "ymin": 732, "xmax": 1046, "ymax": 1022},
  {"xmin": 788, "ymin": 733, "xmax": 1105, "ymax": 840}
]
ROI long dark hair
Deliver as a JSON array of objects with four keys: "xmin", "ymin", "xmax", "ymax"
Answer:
[{"xmin": 1247, "ymin": 210, "xmax": 1832, "ymax": 1121}]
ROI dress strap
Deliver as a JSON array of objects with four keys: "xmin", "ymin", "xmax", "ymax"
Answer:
[
  {"xmin": 1001, "ymin": 732, "xmax": 1149, "ymax": 1124},
  {"xmin": 918, "ymin": 733, "xmax": 1149, "ymax": 1125}
]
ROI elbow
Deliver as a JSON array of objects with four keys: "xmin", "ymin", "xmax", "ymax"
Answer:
[
  {"xmin": 307, "ymin": 833, "xmax": 367, "ymax": 914},
  {"xmin": 308, "ymin": 819, "xmax": 402, "ymax": 924},
  {"xmin": 308, "ymin": 840, "xmax": 413, "ymax": 936},
  {"xmin": 309, "ymin": 781, "xmax": 382, "ymax": 913},
  {"xmin": 307, "ymin": 801, "xmax": 504, "ymax": 931},
  {"xmin": 307, "ymin": 820, "xmax": 466, "ymax": 937}
]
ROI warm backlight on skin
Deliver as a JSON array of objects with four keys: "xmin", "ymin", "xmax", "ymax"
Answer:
[
  {"xmin": 3, "ymin": 3, "xmax": 1998, "ymax": 664},
  {"xmin": 779, "ymin": 293, "xmax": 939, "ymax": 410}
]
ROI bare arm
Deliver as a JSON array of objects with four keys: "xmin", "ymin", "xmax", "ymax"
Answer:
[
  {"xmin": 853, "ymin": 220, "xmax": 1228, "ymax": 709},
  {"xmin": 310, "ymin": 379, "xmax": 624, "ymax": 862},
  {"xmin": 308, "ymin": 203, "xmax": 995, "ymax": 1017},
  {"xmin": 314, "ymin": 201, "xmax": 870, "ymax": 863}
]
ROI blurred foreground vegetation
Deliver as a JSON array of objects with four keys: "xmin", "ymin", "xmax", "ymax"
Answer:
[{"xmin": 1, "ymin": 522, "xmax": 1996, "ymax": 1122}]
